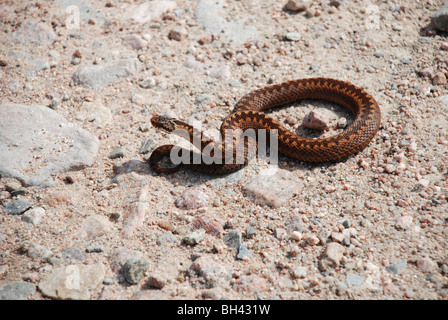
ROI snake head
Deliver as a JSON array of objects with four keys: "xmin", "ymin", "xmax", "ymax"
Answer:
[{"xmin": 150, "ymin": 114, "xmax": 178, "ymax": 133}]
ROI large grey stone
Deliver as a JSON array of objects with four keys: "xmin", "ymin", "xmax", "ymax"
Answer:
[
  {"xmin": 10, "ymin": 21, "xmax": 56, "ymax": 45},
  {"xmin": 38, "ymin": 263, "xmax": 105, "ymax": 300},
  {"xmin": 0, "ymin": 282, "xmax": 36, "ymax": 300},
  {"xmin": 72, "ymin": 58, "xmax": 142, "ymax": 89},
  {"xmin": 432, "ymin": 1, "xmax": 448, "ymax": 32},
  {"xmin": 0, "ymin": 104, "xmax": 99, "ymax": 186}
]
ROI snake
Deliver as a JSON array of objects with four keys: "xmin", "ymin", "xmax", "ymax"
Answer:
[{"xmin": 149, "ymin": 78, "xmax": 381, "ymax": 175}]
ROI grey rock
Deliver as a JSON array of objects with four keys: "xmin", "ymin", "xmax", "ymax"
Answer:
[
  {"xmin": 345, "ymin": 274, "xmax": 364, "ymax": 287},
  {"xmin": 139, "ymin": 138, "xmax": 155, "ymax": 155},
  {"xmin": 183, "ymin": 229, "xmax": 205, "ymax": 246},
  {"xmin": 72, "ymin": 58, "xmax": 142, "ymax": 89},
  {"xmin": 123, "ymin": 258, "xmax": 149, "ymax": 284},
  {"xmin": 108, "ymin": 247, "xmax": 144, "ymax": 273},
  {"xmin": 432, "ymin": 2, "xmax": 448, "ymax": 32},
  {"xmin": 194, "ymin": 0, "xmax": 258, "ymax": 43},
  {"xmin": 223, "ymin": 229, "xmax": 242, "ymax": 249},
  {"xmin": 25, "ymin": 243, "xmax": 53, "ymax": 261},
  {"xmin": 61, "ymin": 247, "xmax": 85, "ymax": 264},
  {"xmin": 10, "ymin": 21, "xmax": 56, "ymax": 45},
  {"xmin": 124, "ymin": 1, "xmax": 177, "ymax": 23},
  {"xmin": 285, "ymin": 32, "xmax": 302, "ymax": 42},
  {"xmin": 22, "ymin": 207, "xmax": 45, "ymax": 225},
  {"xmin": 243, "ymin": 167, "xmax": 304, "ymax": 208},
  {"xmin": 109, "ymin": 147, "xmax": 126, "ymax": 159},
  {"xmin": 0, "ymin": 282, "xmax": 36, "ymax": 300},
  {"xmin": 156, "ymin": 231, "xmax": 177, "ymax": 245},
  {"xmin": 0, "ymin": 104, "xmax": 99, "ymax": 186},
  {"xmin": 319, "ymin": 242, "xmax": 345, "ymax": 271},
  {"xmin": 38, "ymin": 263, "xmax": 105, "ymax": 300},
  {"xmin": 28, "ymin": 58, "xmax": 50, "ymax": 74},
  {"xmin": 86, "ymin": 244, "xmax": 105, "ymax": 253},
  {"xmin": 386, "ymin": 259, "xmax": 408, "ymax": 275},
  {"xmin": 57, "ymin": 0, "xmax": 104, "ymax": 24},
  {"xmin": 236, "ymin": 244, "xmax": 252, "ymax": 260},
  {"xmin": 2, "ymin": 199, "xmax": 32, "ymax": 215}
]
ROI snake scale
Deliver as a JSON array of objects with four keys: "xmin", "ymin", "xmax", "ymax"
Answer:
[{"xmin": 149, "ymin": 78, "xmax": 381, "ymax": 175}]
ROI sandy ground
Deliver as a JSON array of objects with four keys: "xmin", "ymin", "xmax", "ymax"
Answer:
[{"xmin": 0, "ymin": 0, "xmax": 447, "ymax": 300}]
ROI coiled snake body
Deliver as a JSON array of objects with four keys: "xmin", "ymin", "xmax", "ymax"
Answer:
[{"xmin": 149, "ymin": 78, "xmax": 381, "ymax": 175}]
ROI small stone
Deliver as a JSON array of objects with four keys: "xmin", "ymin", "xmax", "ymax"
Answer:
[
  {"xmin": 156, "ymin": 231, "xmax": 177, "ymax": 245},
  {"xmin": 192, "ymin": 216, "xmax": 224, "ymax": 237},
  {"xmin": 3, "ymin": 199, "xmax": 33, "ymax": 215},
  {"xmin": 245, "ymin": 226, "xmax": 256, "ymax": 239},
  {"xmin": 223, "ymin": 229, "xmax": 242, "ymax": 249},
  {"xmin": 123, "ymin": 258, "xmax": 149, "ymax": 284},
  {"xmin": 291, "ymin": 231, "xmax": 302, "ymax": 241},
  {"xmin": 432, "ymin": 72, "xmax": 447, "ymax": 85},
  {"xmin": 345, "ymin": 274, "xmax": 364, "ymax": 287},
  {"xmin": 418, "ymin": 67, "xmax": 435, "ymax": 78},
  {"xmin": 109, "ymin": 147, "xmax": 125, "ymax": 159},
  {"xmin": 284, "ymin": 0, "xmax": 308, "ymax": 12},
  {"xmin": 274, "ymin": 227, "xmax": 287, "ymax": 240},
  {"xmin": 285, "ymin": 32, "xmax": 302, "ymax": 42},
  {"xmin": 24, "ymin": 243, "xmax": 53, "ymax": 260},
  {"xmin": 395, "ymin": 215, "xmax": 413, "ymax": 230},
  {"xmin": 138, "ymin": 138, "xmax": 155, "ymax": 154},
  {"xmin": 139, "ymin": 78, "xmax": 156, "ymax": 89},
  {"xmin": 386, "ymin": 259, "xmax": 407, "ymax": 274},
  {"xmin": 431, "ymin": 2, "xmax": 448, "ymax": 32},
  {"xmin": 319, "ymin": 242, "xmax": 345, "ymax": 271},
  {"xmin": 175, "ymin": 188, "xmax": 209, "ymax": 210},
  {"xmin": 168, "ymin": 26, "xmax": 187, "ymax": 41},
  {"xmin": 183, "ymin": 229, "xmax": 205, "ymax": 246},
  {"xmin": 302, "ymin": 233, "xmax": 320, "ymax": 246},
  {"xmin": 302, "ymin": 110, "xmax": 329, "ymax": 130},
  {"xmin": 291, "ymin": 267, "xmax": 307, "ymax": 279},
  {"xmin": 61, "ymin": 247, "xmax": 85, "ymax": 264},
  {"xmin": 416, "ymin": 257, "xmax": 437, "ymax": 273},
  {"xmin": 190, "ymin": 255, "xmax": 232, "ymax": 288},
  {"xmin": 86, "ymin": 244, "xmax": 105, "ymax": 253},
  {"xmin": 21, "ymin": 207, "xmax": 45, "ymax": 225},
  {"xmin": 236, "ymin": 244, "xmax": 252, "ymax": 260},
  {"xmin": 331, "ymin": 232, "xmax": 345, "ymax": 243},
  {"xmin": 122, "ymin": 34, "xmax": 148, "ymax": 50},
  {"xmin": 0, "ymin": 282, "xmax": 36, "ymax": 300},
  {"xmin": 146, "ymin": 273, "xmax": 167, "ymax": 289}
]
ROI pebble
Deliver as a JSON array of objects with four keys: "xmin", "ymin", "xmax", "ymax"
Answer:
[
  {"xmin": 395, "ymin": 215, "xmax": 413, "ymax": 230},
  {"xmin": 189, "ymin": 255, "xmax": 232, "ymax": 288},
  {"xmin": 302, "ymin": 233, "xmax": 320, "ymax": 246},
  {"xmin": 416, "ymin": 257, "xmax": 437, "ymax": 273},
  {"xmin": 175, "ymin": 188, "xmax": 209, "ymax": 210},
  {"xmin": 0, "ymin": 282, "xmax": 36, "ymax": 300},
  {"xmin": 61, "ymin": 247, "xmax": 85, "ymax": 264},
  {"xmin": 431, "ymin": 1, "xmax": 448, "ymax": 32},
  {"xmin": 76, "ymin": 101, "xmax": 112, "ymax": 125},
  {"xmin": 21, "ymin": 207, "xmax": 45, "ymax": 225},
  {"xmin": 138, "ymin": 138, "xmax": 155, "ymax": 154},
  {"xmin": 38, "ymin": 263, "xmax": 105, "ymax": 299},
  {"xmin": 78, "ymin": 216, "xmax": 111, "ymax": 240},
  {"xmin": 139, "ymin": 77, "xmax": 156, "ymax": 89},
  {"xmin": 168, "ymin": 26, "xmax": 188, "ymax": 41},
  {"xmin": 302, "ymin": 110, "xmax": 330, "ymax": 130},
  {"xmin": 72, "ymin": 58, "xmax": 143, "ymax": 89},
  {"xmin": 291, "ymin": 267, "xmax": 307, "ymax": 279},
  {"xmin": 223, "ymin": 229, "xmax": 242, "ymax": 249},
  {"xmin": 156, "ymin": 231, "xmax": 177, "ymax": 245},
  {"xmin": 108, "ymin": 247, "xmax": 143, "ymax": 273},
  {"xmin": 432, "ymin": 72, "xmax": 447, "ymax": 85},
  {"xmin": 345, "ymin": 274, "xmax": 364, "ymax": 287},
  {"xmin": 86, "ymin": 244, "xmax": 105, "ymax": 253},
  {"xmin": 123, "ymin": 258, "xmax": 149, "ymax": 284},
  {"xmin": 319, "ymin": 242, "xmax": 345, "ymax": 271},
  {"xmin": 285, "ymin": 32, "xmax": 302, "ymax": 42},
  {"xmin": 192, "ymin": 216, "xmax": 224, "ymax": 237},
  {"xmin": 146, "ymin": 273, "xmax": 168, "ymax": 289},
  {"xmin": 109, "ymin": 147, "xmax": 126, "ymax": 159},
  {"xmin": 245, "ymin": 226, "xmax": 256, "ymax": 239},
  {"xmin": 183, "ymin": 229, "xmax": 205, "ymax": 246},
  {"xmin": 385, "ymin": 259, "xmax": 407, "ymax": 274},
  {"xmin": 124, "ymin": 1, "xmax": 177, "ymax": 23},
  {"xmin": 2, "ymin": 199, "xmax": 33, "ymax": 215},
  {"xmin": 243, "ymin": 168, "xmax": 304, "ymax": 208},
  {"xmin": 236, "ymin": 244, "xmax": 252, "ymax": 260},
  {"xmin": 122, "ymin": 34, "xmax": 148, "ymax": 50},
  {"xmin": 284, "ymin": 0, "xmax": 308, "ymax": 12}
]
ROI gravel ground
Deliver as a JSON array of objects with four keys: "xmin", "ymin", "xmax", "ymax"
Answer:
[{"xmin": 0, "ymin": 0, "xmax": 447, "ymax": 300}]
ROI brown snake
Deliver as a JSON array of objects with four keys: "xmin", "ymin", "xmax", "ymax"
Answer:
[{"xmin": 149, "ymin": 78, "xmax": 381, "ymax": 175}]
